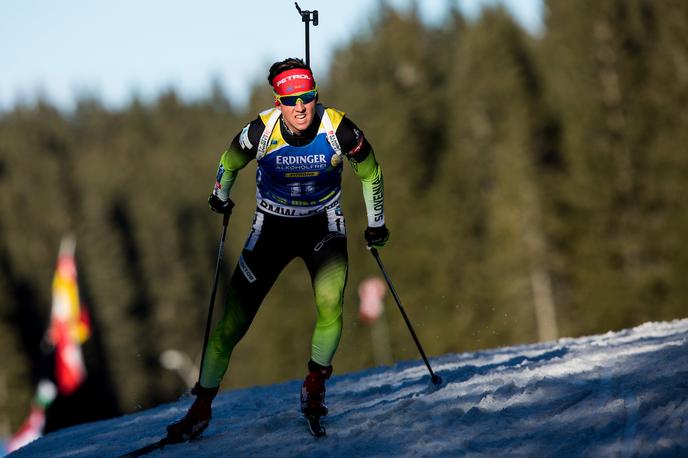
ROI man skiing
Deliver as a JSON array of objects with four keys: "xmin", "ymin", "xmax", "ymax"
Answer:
[{"xmin": 167, "ymin": 57, "xmax": 389, "ymax": 441}]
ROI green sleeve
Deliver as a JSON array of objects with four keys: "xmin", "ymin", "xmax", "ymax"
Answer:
[
  {"xmin": 212, "ymin": 145, "xmax": 254, "ymax": 201},
  {"xmin": 350, "ymin": 150, "xmax": 385, "ymax": 227}
]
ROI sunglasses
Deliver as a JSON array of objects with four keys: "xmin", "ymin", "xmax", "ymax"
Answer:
[{"xmin": 274, "ymin": 88, "xmax": 318, "ymax": 106}]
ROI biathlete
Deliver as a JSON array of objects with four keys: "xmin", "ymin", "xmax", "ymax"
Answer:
[{"xmin": 167, "ymin": 57, "xmax": 389, "ymax": 440}]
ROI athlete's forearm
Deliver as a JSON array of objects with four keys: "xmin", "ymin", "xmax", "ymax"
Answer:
[
  {"xmin": 352, "ymin": 151, "xmax": 385, "ymax": 227},
  {"xmin": 212, "ymin": 144, "xmax": 254, "ymax": 200}
]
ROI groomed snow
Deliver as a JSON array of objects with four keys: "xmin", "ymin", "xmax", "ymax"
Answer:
[{"xmin": 9, "ymin": 319, "xmax": 688, "ymax": 457}]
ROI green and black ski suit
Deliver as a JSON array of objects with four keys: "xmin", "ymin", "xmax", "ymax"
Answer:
[{"xmin": 199, "ymin": 104, "xmax": 385, "ymax": 388}]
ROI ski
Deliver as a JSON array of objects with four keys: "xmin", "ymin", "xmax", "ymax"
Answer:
[
  {"xmin": 305, "ymin": 414, "xmax": 326, "ymax": 437},
  {"xmin": 117, "ymin": 437, "xmax": 171, "ymax": 458}
]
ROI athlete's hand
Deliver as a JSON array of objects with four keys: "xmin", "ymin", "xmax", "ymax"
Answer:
[
  {"xmin": 208, "ymin": 194, "xmax": 235, "ymax": 215},
  {"xmin": 364, "ymin": 225, "xmax": 390, "ymax": 248}
]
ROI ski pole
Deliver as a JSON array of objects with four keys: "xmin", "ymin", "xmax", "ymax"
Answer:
[
  {"xmin": 197, "ymin": 212, "xmax": 231, "ymax": 383},
  {"xmin": 294, "ymin": 2, "xmax": 318, "ymax": 66},
  {"xmin": 368, "ymin": 247, "xmax": 442, "ymax": 386}
]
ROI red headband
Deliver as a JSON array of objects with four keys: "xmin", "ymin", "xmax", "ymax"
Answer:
[{"xmin": 272, "ymin": 68, "xmax": 315, "ymax": 96}]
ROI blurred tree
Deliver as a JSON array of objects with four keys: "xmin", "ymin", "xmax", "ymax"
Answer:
[
  {"xmin": 432, "ymin": 6, "xmax": 560, "ymax": 350},
  {"xmin": 541, "ymin": 0, "xmax": 688, "ymax": 334}
]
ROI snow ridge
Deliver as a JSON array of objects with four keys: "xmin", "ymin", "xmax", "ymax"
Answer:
[{"xmin": 12, "ymin": 319, "xmax": 688, "ymax": 457}]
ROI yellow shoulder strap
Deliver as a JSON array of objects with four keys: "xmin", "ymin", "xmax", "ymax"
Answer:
[
  {"xmin": 318, "ymin": 105, "xmax": 343, "ymax": 158},
  {"xmin": 257, "ymin": 108, "xmax": 282, "ymax": 160}
]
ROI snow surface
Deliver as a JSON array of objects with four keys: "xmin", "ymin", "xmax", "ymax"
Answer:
[{"xmin": 9, "ymin": 319, "xmax": 688, "ymax": 457}]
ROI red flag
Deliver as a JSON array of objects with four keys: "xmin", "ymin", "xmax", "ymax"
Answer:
[
  {"xmin": 47, "ymin": 236, "xmax": 91, "ymax": 395},
  {"xmin": 6, "ymin": 406, "xmax": 46, "ymax": 452}
]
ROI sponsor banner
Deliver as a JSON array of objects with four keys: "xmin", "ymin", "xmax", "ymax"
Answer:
[
  {"xmin": 257, "ymin": 193, "xmax": 341, "ymax": 218},
  {"xmin": 272, "ymin": 68, "xmax": 315, "ymax": 94},
  {"xmin": 239, "ymin": 255, "xmax": 256, "ymax": 283},
  {"xmin": 275, "ymin": 154, "xmax": 329, "ymax": 172},
  {"xmin": 285, "ymin": 172, "xmax": 320, "ymax": 178}
]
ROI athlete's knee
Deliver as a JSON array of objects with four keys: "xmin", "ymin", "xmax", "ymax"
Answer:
[
  {"xmin": 316, "ymin": 284, "xmax": 343, "ymax": 308},
  {"xmin": 315, "ymin": 302, "xmax": 343, "ymax": 334},
  {"xmin": 313, "ymin": 264, "xmax": 346, "ymax": 305}
]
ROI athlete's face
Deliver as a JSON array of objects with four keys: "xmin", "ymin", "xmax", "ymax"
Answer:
[{"xmin": 278, "ymin": 98, "xmax": 316, "ymax": 135}]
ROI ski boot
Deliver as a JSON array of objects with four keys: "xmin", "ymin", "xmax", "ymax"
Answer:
[
  {"xmin": 301, "ymin": 360, "xmax": 333, "ymax": 437},
  {"xmin": 166, "ymin": 383, "xmax": 219, "ymax": 443}
]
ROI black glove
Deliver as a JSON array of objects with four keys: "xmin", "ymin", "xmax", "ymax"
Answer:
[
  {"xmin": 208, "ymin": 194, "xmax": 235, "ymax": 215},
  {"xmin": 364, "ymin": 225, "xmax": 390, "ymax": 247}
]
